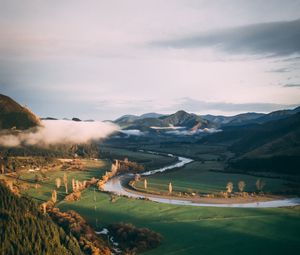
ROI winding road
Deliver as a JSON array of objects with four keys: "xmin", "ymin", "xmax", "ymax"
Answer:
[{"xmin": 104, "ymin": 151, "xmax": 300, "ymax": 208}]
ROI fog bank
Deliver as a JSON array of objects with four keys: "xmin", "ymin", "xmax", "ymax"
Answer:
[{"xmin": 0, "ymin": 120, "xmax": 119, "ymax": 147}]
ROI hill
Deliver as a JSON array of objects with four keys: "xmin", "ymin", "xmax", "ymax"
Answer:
[
  {"xmin": 114, "ymin": 112, "xmax": 165, "ymax": 128},
  {"xmin": 115, "ymin": 110, "xmax": 210, "ymax": 131},
  {"xmin": 201, "ymin": 112, "xmax": 265, "ymax": 127},
  {"xmin": 0, "ymin": 94, "xmax": 40, "ymax": 130},
  {"xmin": 203, "ymin": 112, "xmax": 300, "ymax": 174}
]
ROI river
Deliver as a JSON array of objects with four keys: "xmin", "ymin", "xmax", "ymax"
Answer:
[{"xmin": 104, "ymin": 151, "xmax": 300, "ymax": 208}]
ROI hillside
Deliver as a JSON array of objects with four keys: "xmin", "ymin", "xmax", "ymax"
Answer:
[
  {"xmin": 203, "ymin": 112, "xmax": 300, "ymax": 174},
  {"xmin": 229, "ymin": 112, "xmax": 300, "ymax": 156},
  {"xmin": 0, "ymin": 94, "xmax": 41, "ymax": 130},
  {"xmin": 0, "ymin": 182, "xmax": 83, "ymax": 255}
]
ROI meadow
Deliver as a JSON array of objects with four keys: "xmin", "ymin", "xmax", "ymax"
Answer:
[
  {"xmin": 134, "ymin": 161, "xmax": 293, "ymax": 195},
  {"xmin": 58, "ymin": 187, "xmax": 300, "ymax": 255},
  {"xmin": 14, "ymin": 159, "xmax": 109, "ymax": 202}
]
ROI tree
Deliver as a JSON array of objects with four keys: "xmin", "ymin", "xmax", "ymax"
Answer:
[
  {"xmin": 226, "ymin": 182, "xmax": 233, "ymax": 194},
  {"xmin": 63, "ymin": 173, "xmax": 68, "ymax": 194},
  {"xmin": 41, "ymin": 203, "xmax": 47, "ymax": 214},
  {"xmin": 135, "ymin": 174, "xmax": 141, "ymax": 181},
  {"xmin": 144, "ymin": 179, "xmax": 147, "ymax": 190},
  {"xmin": 93, "ymin": 188, "xmax": 96, "ymax": 202},
  {"xmin": 55, "ymin": 178, "xmax": 61, "ymax": 189},
  {"xmin": 238, "ymin": 181, "xmax": 246, "ymax": 193},
  {"xmin": 75, "ymin": 180, "xmax": 79, "ymax": 191},
  {"xmin": 72, "ymin": 178, "xmax": 76, "ymax": 192},
  {"xmin": 256, "ymin": 179, "xmax": 266, "ymax": 192},
  {"xmin": 168, "ymin": 182, "xmax": 172, "ymax": 194},
  {"xmin": 52, "ymin": 190, "xmax": 57, "ymax": 203}
]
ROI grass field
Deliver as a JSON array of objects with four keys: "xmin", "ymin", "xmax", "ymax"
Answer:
[
  {"xmin": 12, "ymin": 159, "xmax": 110, "ymax": 202},
  {"xmin": 134, "ymin": 161, "xmax": 293, "ymax": 195},
  {"xmin": 58, "ymin": 187, "xmax": 300, "ymax": 255}
]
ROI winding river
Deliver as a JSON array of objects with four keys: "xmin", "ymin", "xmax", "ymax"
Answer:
[{"xmin": 104, "ymin": 152, "xmax": 300, "ymax": 208}]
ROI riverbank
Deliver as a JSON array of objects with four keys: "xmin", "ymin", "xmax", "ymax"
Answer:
[{"xmin": 103, "ymin": 152, "xmax": 300, "ymax": 208}]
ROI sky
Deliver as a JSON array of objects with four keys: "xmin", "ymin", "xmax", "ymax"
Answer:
[{"xmin": 0, "ymin": 0, "xmax": 300, "ymax": 120}]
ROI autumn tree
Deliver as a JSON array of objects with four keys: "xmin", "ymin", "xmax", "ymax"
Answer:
[
  {"xmin": 63, "ymin": 173, "xmax": 68, "ymax": 194},
  {"xmin": 238, "ymin": 181, "xmax": 246, "ymax": 193},
  {"xmin": 52, "ymin": 190, "xmax": 57, "ymax": 203},
  {"xmin": 42, "ymin": 203, "xmax": 47, "ymax": 214},
  {"xmin": 72, "ymin": 178, "xmax": 76, "ymax": 192},
  {"xmin": 168, "ymin": 182, "xmax": 172, "ymax": 194},
  {"xmin": 75, "ymin": 180, "xmax": 79, "ymax": 191},
  {"xmin": 226, "ymin": 182, "xmax": 233, "ymax": 194},
  {"xmin": 55, "ymin": 178, "xmax": 61, "ymax": 189}
]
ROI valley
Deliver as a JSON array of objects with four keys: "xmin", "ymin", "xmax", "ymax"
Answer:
[{"xmin": 1, "ymin": 94, "xmax": 300, "ymax": 254}]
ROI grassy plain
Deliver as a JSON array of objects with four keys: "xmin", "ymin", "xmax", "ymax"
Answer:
[
  {"xmin": 134, "ymin": 161, "xmax": 292, "ymax": 195},
  {"xmin": 58, "ymin": 187, "xmax": 300, "ymax": 255}
]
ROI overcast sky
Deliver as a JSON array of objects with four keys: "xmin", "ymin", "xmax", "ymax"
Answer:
[{"xmin": 1, "ymin": 0, "xmax": 300, "ymax": 120}]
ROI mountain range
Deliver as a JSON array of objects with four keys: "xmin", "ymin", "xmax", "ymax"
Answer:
[{"xmin": 114, "ymin": 106, "xmax": 300, "ymax": 132}]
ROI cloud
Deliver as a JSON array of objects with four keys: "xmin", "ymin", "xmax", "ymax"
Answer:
[
  {"xmin": 169, "ymin": 97, "xmax": 299, "ymax": 114},
  {"xmin": 0, "ymin": 120, "xmax": 119, "ymax": 147},
  {"xmin": 268, "ymin": 68, "xmax": 290, "ymax": 73},
  {"xmin": 166, "ymin": 128, "xmax": 222, "ymax": 136},
  {"xmin": 152, "ymin": 19, "xmax": 300, "ymax": 56},
  {"xmin": 283, "ymin": 83, "xmax": 300, "ymax": 88},
  {"xmin": 119, "ymin": 129, "xmax": 145, "ymax": 136}
]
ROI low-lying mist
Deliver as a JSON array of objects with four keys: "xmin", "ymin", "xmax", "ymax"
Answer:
[{"xmin": 0, "ymin": 120, "xmax": 119, "ymax": 147}]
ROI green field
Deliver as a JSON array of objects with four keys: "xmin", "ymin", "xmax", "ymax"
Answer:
[
  {"xmin": 134, "ymin": 161, "xmax": 293, "ymax": 195},
  {"xmin": 17, "ymin": 159, "xmax": 109, "ymax": 202},
  {"xmin": 58, "ymin": 187, "xmax": 300, "ymax": 255}
]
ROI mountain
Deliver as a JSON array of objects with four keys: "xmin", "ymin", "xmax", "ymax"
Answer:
[
  {"xmin": 114, "ymin": 112, "xmax": 165, "ymax": 128},
  {"xmin": 0, "ymin": 94, "xmax": 41, "ymax": 130},
  {"xmin": 160, "ymin": 110, "xmax": 209, "ymax": 128},
  {"xmin": 250, "ymin": 106, "xmax": 300, "ymax": 124},
  {"xmin": 115, "ymin": 110, "xmax": 211, "ymax": 131},
  {"xmin": 140, "ymin": 112, "xmax": 165, "ymax": 119},
  {"xmin": 204, "ymin": 112, "xmax": 300, "ymax": 174},
  {"xmin": 201, "ymin": 112, "xmax": 265, "ymax": 127},
  {"xmin": 201, "ymin": 106, "xmax": 300, "ymax": 128}
]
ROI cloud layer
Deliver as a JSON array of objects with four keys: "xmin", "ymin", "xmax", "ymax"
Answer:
[
  {"xmin": 0, "ymin": 120, "xmax": 119, "ymax": 147},
  {"xmin": 152, "ymin": 19, "xmax": 300, "ymax": 56}
]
